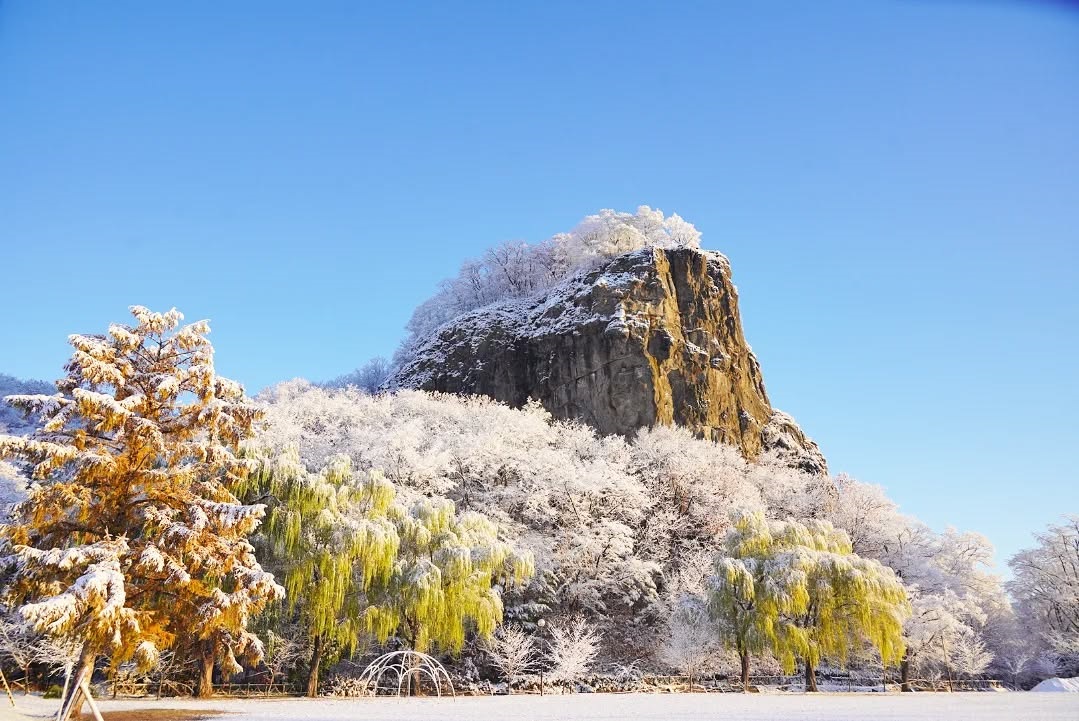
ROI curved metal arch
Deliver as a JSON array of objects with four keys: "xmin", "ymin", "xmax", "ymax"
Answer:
[{"xmin": 357, "ymin": 650, "xmax": 456, "ymax": 698}]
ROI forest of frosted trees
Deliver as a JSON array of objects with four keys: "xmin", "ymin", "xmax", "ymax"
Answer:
[
  {"xmin": 0, "ymin": 209, "xmax": 1075, "ymax": 711},
  {"xmin": 2, "ymin": 361, "xmax": 1075, "ymax": 703}
]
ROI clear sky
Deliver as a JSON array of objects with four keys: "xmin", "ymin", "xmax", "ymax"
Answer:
[{"xmin": 1, "ymin": 1, "xmax": 1077, "ymax": 569}]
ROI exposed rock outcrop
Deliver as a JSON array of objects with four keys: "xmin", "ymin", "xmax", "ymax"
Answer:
[{"xmin": 389, "ymin": 247, "xmax": 826, "ymax": 473}]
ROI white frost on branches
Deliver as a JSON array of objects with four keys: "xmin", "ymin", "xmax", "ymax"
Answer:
[
  {"xmin": 483, "ymin": 624, "xmax": 540, "ymax": 687},
  {"xmin": 546, "ymin": 617, "xmax": 601, "ymax": 683},
  {"xmin": 398, "ymin": 207, "xmax": 702, "ymax": 363},
  {"xmin": 256, "ymin": 381, "xmax": 830, "ymax": 623}
]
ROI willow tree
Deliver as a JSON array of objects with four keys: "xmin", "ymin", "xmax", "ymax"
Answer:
[
  {"xmin": 708, "ymin": 513, "xmax": 909, "ymax": 692},
  {"xmin": 782, "ymin": 519, "xmax": 908, "ymax": 691},
  {"xmin": 238, "ymin": 449, "xmax": 399, "ymax": 696},
  {"xmin": 707, "ymin": 514, "xmax": 801, "ymax": 691},
  {"xmin": 0, "ymin": 307, "xmax": 282, "ymax": 718},
  {"xmin": 364, "ymin": 497, "xmax": 535, "ymax": 655}
]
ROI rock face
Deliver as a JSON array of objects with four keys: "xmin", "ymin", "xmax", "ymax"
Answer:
[{"xmin": 390, "ymin": 247, "xmax": 826, "ymax": 474}]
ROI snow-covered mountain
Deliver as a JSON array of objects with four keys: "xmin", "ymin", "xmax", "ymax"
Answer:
[{"xmin": 390, "ymin": 246, "xmax": 826, "ymax": 474}]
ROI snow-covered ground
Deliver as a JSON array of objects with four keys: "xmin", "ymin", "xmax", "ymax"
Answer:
[
  {"xmin": 1032, "ymin": 677, "xmax": 1079, "ymax": 692},
  {"xmin": 4, "ymin": 692, "xmax": 1079, "ymax": 721}
]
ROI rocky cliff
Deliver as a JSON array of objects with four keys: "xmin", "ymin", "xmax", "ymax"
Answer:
[{"xmin": 389, "ymin": 247, "xmax": 826, "ymax": 473}]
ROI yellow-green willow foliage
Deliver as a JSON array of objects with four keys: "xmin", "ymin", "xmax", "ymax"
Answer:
[
  {"xmin": 0, "ymin": 307, "xmax": 281, "ymax": 715},
  {"xmin": 240, "ymin": 449, "xmax": 399, "ymax": 696},
  {"xmin": 364, "ymin": 498, "xmax": 535, "ymax": 654},
  {"xmin": 708, "ymin": 512, "xmax": 909, "ymax": 691}
]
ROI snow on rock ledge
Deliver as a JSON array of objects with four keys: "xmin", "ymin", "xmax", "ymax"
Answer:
[{"xmin": 389, "ymin": 246, "xmax": 827, "ymax": 473}]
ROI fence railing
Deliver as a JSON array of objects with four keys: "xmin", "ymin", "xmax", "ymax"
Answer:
[
  {"xmin": 103, "ymin": 674, "xmax": 1005, "ymax": 698},
  {"xmin": 468, "ymin": 672, "xmax": 1006, "ymax": 695},
  {"xmin": 106, "ymin": 681, "xmax": 301, "ymax": 698}
]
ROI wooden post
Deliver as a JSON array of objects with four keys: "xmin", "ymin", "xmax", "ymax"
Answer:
[
  {"xmin": 1, "ymin": 667, "xmax": 15, "ymax": 707},
  {"xmin": 80, "ymin": 679, "xmax": 105, "ymax": 721},
  {"xmin": 57, "ymin": 662, "xmax": 88, "ymax": 721}
]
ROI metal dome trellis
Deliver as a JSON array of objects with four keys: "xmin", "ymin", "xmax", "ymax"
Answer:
[{"xmin": 356, "ymin": 650, "xmax": 456, "ymax": 698}]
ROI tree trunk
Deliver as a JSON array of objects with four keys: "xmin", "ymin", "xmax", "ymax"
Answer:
[
  {"xmin": 196, "ymin": 648, "xmax": 214, "ymax": 698},
  {"xmin": 804, "ymin": 659, "xmax": 818, "ymax": 693},
  {"xmin": 58, "ymin": 643, "xmax": 95, "ymax": 721},
  {"xmin": 306, "ymin": 634, "xmax": 322, "ymax": 698},
  {"xmin": 22, "ymin": 664, "xmax": 30, "ymax": 694},
  {"xmin": 900, "ymin": 653, "xmax": 912, "ymax": 692},
  {"xmin": 408, "ymin": 654, "xmax": 423, "ymax": 697},
  {"xmin": 740, "ymin": 651, "xmax": 751, "ymax": 692}
]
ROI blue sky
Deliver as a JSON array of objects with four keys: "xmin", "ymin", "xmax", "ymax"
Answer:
[{"xmin": 1, "ymin": 1, "xmax": 1077, "ymax": 569}]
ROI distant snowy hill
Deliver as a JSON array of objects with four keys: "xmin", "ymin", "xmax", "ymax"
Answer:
[{"xmin": 0, "ymin": 372, "xmax": 53, "ymax": 435}]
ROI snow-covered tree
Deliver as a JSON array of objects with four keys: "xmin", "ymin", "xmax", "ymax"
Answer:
[
  {"xmin": 397, "ymin": 207, "xmax": 702, "ymax": 362},
  {"xmin": 483, "ymin": 624, "xmax": 540, "ymax": 691},
  {"xmin": 0, "ymin": 460, "xmax": 24, "ymax": 522},
  {"xmin": 546, "ymin": 616, "xmax": 601, "ymax": 683},
  {"xmin": 0, "ymin": 374, "xmax": 51, "ymax": 437},
  {"xmin": 363, "ymin": 496, "xmax": 535, "ymax": 654},
  {"xmin": 951, "ymin": 631, "xmax": 994, "ymax": 679},
  {"xmin": 32, "ymin": 632, "xmax": 82, "ymax": 689},
  {"xmin": 1008, "ymin": 516, "xmax": 1079, "ymax": 676},
  {"xmin": 263, "ymin": 627, "xmax": 309, "ymax": 694},
  {"xmin": 825, "ymin": 474, "xmax": 1015, "ymax": 689},
  {"xmin": 657, "ymin": 599, "xmax": 723, "ymax": 686},
  {"xmin": 707, "ymin": 513, "xmax": 909, "ymax": 692},
  {"xmin": 0, "ymin": 611, "xmax": 36, "ymax": 692},
  {"xmin": 238, "ymin": 449, "xmax": 400, "ymax": 697},
  {"xmin": 0, "ymin": 306, "xmax": 282, "ymax": 715},
  {"xmin": 828, "ymin": 474, "xmax": 906, "ymax": 560},
  {"xmin": 255, "ymin": 382, "xmax": 658, "ymax": 622},
  {"xmin": 901, "ymin": 590, "xmax": 973, "ymax": 688},
  {"xmin": 706, "ymin": 513, "xmax": 805, "ymax": 690},
  {"xmin": 255, "ymin": 380, "xmax": 989, "ymax": 677},
  {"xmin": 323, "ymin": 357, "xmax": 392, "ymax": 393},
  {"xmin": 631, "ymin": 426, "xmax": 759, "ymax": 573}
]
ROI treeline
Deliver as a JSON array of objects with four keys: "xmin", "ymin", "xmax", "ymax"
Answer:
[{"xmin": 0, "ymin": 307, "xmax": 1075, "ymax": 717}]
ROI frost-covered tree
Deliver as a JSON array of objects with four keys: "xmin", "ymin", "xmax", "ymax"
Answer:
[
  {"xmin": 546, "ymin": 616, "xmax": 601, "ymax": 683},
  {"xmin": 0, "ymin": 611, "xmax": 36, "ymax": 692},
  {"xmin": 363, "ymin": 496, "xmax": 535, "ymax": 654},
  {"xmin": 706, "ymin": 514, "xmax": 797, "ymax": 691},
  {"xmin": 1008, "ymin": 516, "xmax": 1079, "ymax": 675},
  {"xmin": 263, "ymin": 627, "xmax": 309, "ymax": 694},
  {"xmin": 631, "ymin": 426, "xmax": 758, "ymax": 572},
  {"xmin": 900, "ymin": 590, "xmax": 973, "ymax": 689},
  {"xmin": 0, "ymin": 374, "xmax": 51, "ymax": 437},
  {"xmin": 323, "ymin": 357, "xmax": 392, "ymax": 393},
  {"xmin": 783, "ymin": 522, "xmax": 909, "ymax": 692},
  {"xmin": 397, "ymin": 207, "xmax": 702, "ymax": 362},
  {"xmin": 238, "ymin": 449, "xmax": 399, "ymax": 697},
  {"xmin": 0, "ymin": 461, "xmax": 24, "ymax": 522},
  {"xmin": 255, "ymin": 382, "xmax": 659, "ymax": 623},
  {"xmin": 243, "ymin": 438, "xmax": 534, "ymax": 691},
  {"xmin": 951, "ymin": 631, "xmax": 994, "ymax": 679},
  {"xmin": 32, "ymin": 632, "xmax": 81, "ymax": 690},
  {"xmin": 258, "ymin": 381, "xmax": 1023, "ymax": 681},
  {"xmin": 483, "ymin": 624, "xmax": 539, "ymax": 691},
  {"xmin": 707, "ymin": 513, "xmax": 908, "ymax": 692},
  {"xmin": 0, "ymin": 306, "xmax": 282, "ymax": 715},
  {"xmin": 828, "ymin": 474, "xmax": 906, "ymax": 560},
  {"xmin": 657, "ymin": 600, "xmax": 723, "ymax": 686},
  {"xmin": 826, "ymin": 475, "xmax": 1013, "ymax": 689}
]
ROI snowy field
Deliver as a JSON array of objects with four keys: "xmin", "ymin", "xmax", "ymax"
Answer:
[{"xmin": 4, "ymin": 692, "xmax": 1079, "ymax": 721}]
